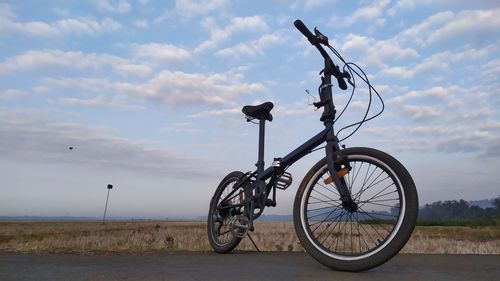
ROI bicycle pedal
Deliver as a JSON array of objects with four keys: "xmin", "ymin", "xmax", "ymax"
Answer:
[{"xmin": 276, "ymin": 172, "xmax": 293, "ymax": 190}]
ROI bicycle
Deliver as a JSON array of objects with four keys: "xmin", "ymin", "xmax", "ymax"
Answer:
[{"xmin": 207, "ymin": 19, "xmax": 418, "ymax": 272}]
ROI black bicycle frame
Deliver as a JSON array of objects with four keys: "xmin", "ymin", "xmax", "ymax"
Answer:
[
  {"xmin": 253, "ymin": 58, "xmax": 353, "ymax": 206},
  {"xmin": 217, "ymin": 33, "xmax": 356, "ymax": 227},
  {"xmin": 257, "ymin": 127, "xmax": 329, "ymax": 181}
]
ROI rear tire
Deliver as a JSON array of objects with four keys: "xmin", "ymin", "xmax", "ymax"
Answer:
[
  {"xmin": 207, "ymin": 171, "xmax": 245, "ymax": 253},
  {"xmin": 293, "ymin": 147, "xmax": 418, "ymax": 271}
]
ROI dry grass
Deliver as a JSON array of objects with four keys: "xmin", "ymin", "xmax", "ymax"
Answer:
[{"xmin": 0, "ymin": 221, "xmax": 498, "ymax": 254}]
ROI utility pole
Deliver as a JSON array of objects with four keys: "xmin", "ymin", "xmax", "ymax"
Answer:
[{"xmin": 102, "ymin": 184, "xmax": 113, "ymax": 224}]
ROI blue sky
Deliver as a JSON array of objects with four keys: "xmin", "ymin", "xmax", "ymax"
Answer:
[{"xmin": 0, "ymin": 0, "xmax": 499, "ymax": 218}]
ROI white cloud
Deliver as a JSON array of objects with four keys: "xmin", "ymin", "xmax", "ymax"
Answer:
[
  {"xmin": 341, "ymin": 34, "xmax": 419, "ymax": 67},
  {"xmin": 173, "ymin": 0, "xmax": 229, "ymax": 18},
  {"xmin": 343, "ymin": 0, "xmax": 391, "ymax": 26},
  {"xmin": 37, "ymin": 68, "xmax": 266, "ymax": 107},
  {"xmin": 426, "ymin": 8, "xmax": 500, "ymax": 45},
  {"xmin": 0, "ymin": 49, "xmax": 153, "ymax": 78},
  {"xmin": 378, "ymin": 43, "xmax": 497, "ymax": 79},
  {"xmin": 54, "ymin": 96, "xmax": 107, "ymax": 107},
  {"xmin": 156, "ymin": 0, "xmax": 229, "ymax": 21},
  {"xmin": 304, "ymin": 0, "xmax": 333, "ymax": 10},
  {"xmin": 195, "ymin": 15, "xmax": 268, "ymax": 53},
  {"xmin": 0, "ymin": 8, "xmax": 122, "ymax": 38},
  {"xmin": 133, "ymin": 43, "xmax": 191, "ymax": 65},
  {"xmin": 395, "ymin": 8, "xmax": 500, "ymax": 48},
  {"xmin": 399, "ymin": 104, "xmax": 444, "ymax": 121},
  {"xmin": 215, "ymin": 32, "xmax": 282, "ymax": 58},
  {"xmin": 0, "ymin": 89, "xmax": 26, "ymax": 100},
  {"xmin": 389, "ymin": 86, "xmax": 455, "ymax": 104},
  {"xmin": 191, "ymin": 107, "xmax": 241, "ymax": 118},
  {"xmin": 93, "ymin": 0, "xmax": 131, "ymax": 13},
  {"xmin": 363, "ymin": 123, "xmax": 500, "ymax": 158},
  {"xmin": 395, "ymin": 11, "xmax": 454, "ymax": 47},
  {"xmin": 133, "ymin": 19, "xmax": 149, "ymax": 28},
  {"xmin": 386, "ymin": 0, "xmax": 498, "ymax": 17},
  {"xmin": 57, "ymin": 17, "xmax": 122, "ymax": 35}
]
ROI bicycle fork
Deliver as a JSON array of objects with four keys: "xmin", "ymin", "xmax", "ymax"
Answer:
[{"xmin": 324, "ymin": 123, "xmax": 358, "ymax": 212}]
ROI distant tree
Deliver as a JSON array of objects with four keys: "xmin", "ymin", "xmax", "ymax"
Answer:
[
  {"xmin": 493, "ymin": 197, "xmax": 500, "ymax": 211},
  {"xmin": 418, "ymin": 197, "xmax": 500, "ymax": 223}
]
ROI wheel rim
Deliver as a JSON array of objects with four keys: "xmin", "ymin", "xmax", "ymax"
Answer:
[
  {"xmin": 209, "ymin": 176, "xmax": 243, "ymax": 247},
  {"xmin": 300, "ymin": 154, "xmax": 406, "ymax": 261}
]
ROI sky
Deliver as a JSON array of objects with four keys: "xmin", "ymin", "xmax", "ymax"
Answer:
[{"xmin": 0, "ymin": 0, "xmax": 499, "ymax": 218}]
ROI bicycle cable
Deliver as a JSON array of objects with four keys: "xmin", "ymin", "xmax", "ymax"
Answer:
[{"xmin": 325, "ymin": 45, "xmax": 385, "ymax": 142}]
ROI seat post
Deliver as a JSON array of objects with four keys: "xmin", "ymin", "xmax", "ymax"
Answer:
[{"xmin": 256, "ymin": 118, "xmax": 266, "ymax": 173}]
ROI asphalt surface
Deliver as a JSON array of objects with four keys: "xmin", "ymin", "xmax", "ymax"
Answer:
[{"xmin": 0, "ymin": 252, "xmax": 499, "ymax": 281}]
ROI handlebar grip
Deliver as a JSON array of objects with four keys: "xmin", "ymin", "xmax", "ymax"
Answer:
[{"xmin": 294, "ymin": 19, "xmax": 316, "ymax": 44}]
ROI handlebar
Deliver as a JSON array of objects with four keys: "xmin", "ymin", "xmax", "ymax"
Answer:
[
  {"xmin": 293, "ymin": 19, "xmax": 317, "ymax": 44},
  {"xmin": 293, "ymin": 19, "xmax": 348, "ymax": 91}
]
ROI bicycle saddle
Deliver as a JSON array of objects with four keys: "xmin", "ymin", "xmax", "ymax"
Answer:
[{"xmin": 242, "ymin": 101, "xmax": 274, "ymax": 122}]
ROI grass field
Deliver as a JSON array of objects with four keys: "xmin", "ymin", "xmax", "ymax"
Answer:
[{"xmin": 0, "ymin": 221, "xmax": 498, "ymax": 254}]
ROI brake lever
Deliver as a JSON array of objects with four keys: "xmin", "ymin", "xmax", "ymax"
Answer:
[
  {"xmin": 342, "ymin": 71, "xmax": 355, "ymax": 88},
  {"xmin": 334, "ymin": 65, "xmax": 348, "ymax": 90},
  {"xmin": 314, "ymin": 28, "xmax": 329, "ymax": 45}
]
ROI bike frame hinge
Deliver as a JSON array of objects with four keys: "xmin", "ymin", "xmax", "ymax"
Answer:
[{"xmin": 272, "ymin": 157, "xmax": 283, "ymax": 169}]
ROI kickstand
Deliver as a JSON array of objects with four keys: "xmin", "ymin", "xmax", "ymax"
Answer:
[{"xmin": 247, "ymin": 233, "xmax": 260, "ymax": 252}]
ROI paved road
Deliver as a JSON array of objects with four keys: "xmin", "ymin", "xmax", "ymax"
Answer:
[{"xmin": 1, "ymin": 252, "xmax": 499, "ymax": 281}]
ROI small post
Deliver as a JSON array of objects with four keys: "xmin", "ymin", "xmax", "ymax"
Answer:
[{"xmin": 102, "ymin": 184, "xmax": 113, "ymax": 224}]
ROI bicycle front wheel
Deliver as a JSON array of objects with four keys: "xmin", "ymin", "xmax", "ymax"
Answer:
[{"xmin": 293, "ymin": 147, "xmax": 418, "ymax": 271}]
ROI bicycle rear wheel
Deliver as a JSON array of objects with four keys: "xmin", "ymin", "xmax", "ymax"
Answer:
[{"xmin": 293, "ymin": 147, "xmax": 418, "ymax": 271}]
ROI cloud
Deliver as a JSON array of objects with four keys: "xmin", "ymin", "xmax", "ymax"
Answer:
[
  {"xmin": 0, "ymin": 7, "xmax": 122, "ymax": 38},
  {"xmin": 378, "ymin": 43, "xmax": 497, "ymax": 79},
  {"xmin": 363, "ymin": 122, "xmax": 500, "ymax": 158},
  {"xmin": 195, "ymin": 15, "xmax": 268, "ymax": 53},
  {"xmin": 0, "ymin": 17, "xmax": 122, "ymax": 37},
  {"xmin": 386, "ymin": 0, "xmax": 498, "ymax": 17},
  {"xmin": 133, "ymin": 43, "xmax": 191, "ymax": 65},
  {"xmin": 174, "ymin": 0, "xmax": 229, "ymax": 18},
  {"xmin": 93, "ymin": 0, "xmax": 131, "ymax": 13},
  {"xmin": 341, "ymin": 34, "xmax": 419, "ymax": 67},
  {"xmin": 399, "ymin": 104, "xmax": 444, "ymax": 121},
  {"xmin": 389, "ymin": 86, "xmax": 455, "ymax": 104},
  {"xmin": 0, "ymin": 109, "xmax": 216, "ymax": 177},
  {"xmin": 0, "ymin": 89, "xmax": 27, "ymax": 100},
  {"xmin": 53, "ymin": 96, "xmax": 107, "ymax": 107},
  {"xmin": 156, "ymin": 0, "xmax": 229, "ymax": 21},
  {"xmin": 215, "ymin": 32, "xmax": 283, "ymax": 58},
  {"xmin": 133, "ymin": 19, "xmax": 149, "ymax": 28},
  {"xmin": 56, "ymin": 17, "xmax": 122, "ymax": 35},
  {"xmin": 304, "ymin": 0, "xmax": 333, "ymax": 10},
  {"xmin": 395, "ymin": 8, "xmax": 500, "ymax": 47},
  {"xmin": 426, "ymin": 8, "xmax": 500, "ymax": 45},
  {"xmin": 372, "ymin": 83, "xmax": 499, "ymax": 158},
  {"xmin": 0, "ymin": 49, "xmax": 153, "ymax": 78},
  {"xmin": 191, "ymin": 107, "xmax": 241, "ymax": 118},
  {"xmin": 37, "ymin": 68, "xmax": 266, "ymax": 107},
  {"xmin": 343, "ymin": 0, "xmax": 391, "ymax": 26}
]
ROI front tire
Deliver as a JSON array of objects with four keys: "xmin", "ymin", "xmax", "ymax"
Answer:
[{"xmin": 293, "ymin": 147, "xmax": 418, "ymax": 271}]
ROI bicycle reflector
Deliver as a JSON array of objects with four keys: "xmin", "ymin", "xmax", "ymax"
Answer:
[{"xmin": 324, "ymin": 168, "xmax": 349, "ymax": 185}]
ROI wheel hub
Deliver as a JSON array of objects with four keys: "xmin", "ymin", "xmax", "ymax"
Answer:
[{"xmin": 342, "ymin": 200, "xmax": 358, "ymax": 213}]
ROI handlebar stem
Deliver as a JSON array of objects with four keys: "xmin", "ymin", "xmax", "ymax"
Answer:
[{"xmin": 319, "ymin": 59, "xmax": 336, "ymax": 122}]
